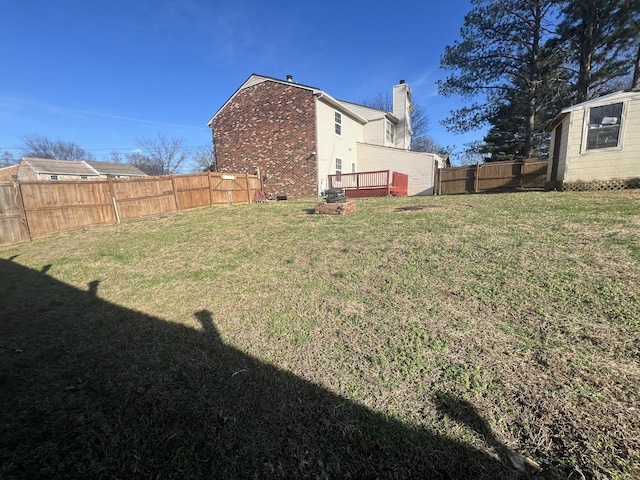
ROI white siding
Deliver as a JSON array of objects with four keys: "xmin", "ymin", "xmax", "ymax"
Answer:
[
  {"xmin": 337, "ymin": 100, "xmax": 394, "ymax": 147},
  {"xmin": 563, "ymin": 92, "xmax": 640, "ymax": 182},
  {"xmin": 362, "ymin": 118, "xmax": 385, "ymax": 146},
  {"xmin": 244, "ymin": 75, "xmax": 269, "ymax": 89},
  {"xmin": 356, "ymin": 143, "xmax": 439, "ymax": 196},
  {"xmin": 393, "ymin": 83, "xmax": 412, "ymax": 149},
  {"xmin": 338, "ymin": 101, "xmax": 386, "ymax": 121},
  {"xmin": 316, "ymin": 98, "xmax": 363, "ymax": 194}
]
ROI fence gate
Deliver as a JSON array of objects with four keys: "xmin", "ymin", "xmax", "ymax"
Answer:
[
  {"xmin": 209, "ymin": 173, "xmax": 251, "ymax": 205},
  {"xmin": 0, "ymin": 183, "xmax": 31, "ymax": 247}
]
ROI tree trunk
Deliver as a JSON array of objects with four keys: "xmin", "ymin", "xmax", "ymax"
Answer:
[
  {"xmin": 524, "ymin": 3, "xmax": 542, "ymax": 159},
  {"xmin": 632, "ymin": 42, "xmax": 640, "ymax": 90},
  {"xmin": 577, "ymin": 1, "xmax": 596, "ymax": 102}
]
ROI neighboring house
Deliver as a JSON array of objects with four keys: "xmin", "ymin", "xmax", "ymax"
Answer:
[
  {"xmin": 208, "ymin": 73, "xmax": 443, "ymax": 198},
  {"xmin": 547, "ymin": 90, "xmax": 640, "ymax": 190},
  {"xmin": 17, "ymin": 158, "xmax": 148, "ymax": 181},
  {"xmin": 84, "ymin": 160, "xmax": 148, "ymax": 178},
  {"xmin": 0, "ymin": 165, "xmax": 19, "ymax": 182}
]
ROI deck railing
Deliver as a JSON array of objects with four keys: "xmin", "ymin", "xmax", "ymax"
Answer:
[{"xmin": 328, "ymin": 170, "xmax": 408, "ymax": 197}]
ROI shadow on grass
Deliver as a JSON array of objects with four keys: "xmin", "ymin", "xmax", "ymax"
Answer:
[{"xmin": 0, "ymin": 258, "xmax": 520, "ymax": 479}]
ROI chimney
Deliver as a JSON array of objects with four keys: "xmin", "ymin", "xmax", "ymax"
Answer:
[
  {"xmin": 286, "ymin": 74, "xmax": 293, "ymax": 82},
  {"xmin": 393, "ymin": 80, "xmax": 413, "ymax": 150}
]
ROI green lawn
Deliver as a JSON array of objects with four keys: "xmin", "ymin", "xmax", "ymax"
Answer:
[{"xmin": 1, "ymin": 191, "xmax": 639, "ymax": 479}]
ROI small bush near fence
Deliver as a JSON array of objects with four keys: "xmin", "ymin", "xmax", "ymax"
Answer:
[{"xmin": 0, "ymin": 172, "xmax": 261, "ymax": 247}]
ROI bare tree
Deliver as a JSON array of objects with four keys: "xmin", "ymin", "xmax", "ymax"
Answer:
[
  {"xmin": 190, "ymin": 145, "xmax": 216, "ymax": 173},
  {"xmin": 1, "ymin": 151, "xmax": 17, "ymax": 167},
  {"xmin": 410, "ymin": 136, "xmax": 452, "ymax": 156},
  {"xmin": 19, "ymin": 135, "xmax": 93, "ymax": 160},
  {"xmin": 133, "ymin": 133, "xmax": 189, "ymax": 176},
  {"xmin": 126, "ymin": 152, "xmax": 157, "ymax": 176},
  {"xmin": 449, "ymin": 141, "xmax": 486, "ymax": 166},
  {"xmin": 359, "ymin": 91, "xmax": 430, "ymax": 139},
  {"xmin": 360, "ymin": 91, "xmax": 436, "ymax": 152},
  {"xmin": 105, "ymin": 152, "xmax": 126, "ymax": 163}
]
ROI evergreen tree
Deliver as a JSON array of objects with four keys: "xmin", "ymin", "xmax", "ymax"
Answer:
[
  {"xmin": 633, "ymin": 42, "xmax": 640, "ymax": 90},
  {"xmin": 556, "ymin": 0, "xmax": 640, "ymax": 102},
  {"xmin": 439, "ymin": 0, "xmax": 561, "ymax": 159}
]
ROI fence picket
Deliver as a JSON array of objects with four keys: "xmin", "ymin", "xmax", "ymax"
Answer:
[
  {"xmin": 439, "ymin": 159, "xmax": 547, "ymax": 195},
  {"xmin": 0, "ymin": 172, "xmax": 260, "ymax": 246}
]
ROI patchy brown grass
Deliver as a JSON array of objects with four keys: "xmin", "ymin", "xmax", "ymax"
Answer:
[{"xmin": 1, "ymin": 191, "xmax": 639, "ymax": 479}]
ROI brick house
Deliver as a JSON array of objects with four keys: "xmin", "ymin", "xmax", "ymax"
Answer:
[{"xmin": 208, "ymin": 74, "xmax": 443, "ymax": 198}]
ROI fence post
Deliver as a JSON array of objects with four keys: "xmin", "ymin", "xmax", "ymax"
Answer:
[
  {"xmin": 16, "ymin": 181, "xmax": 33, "ymax": 242},
  {"xmin": 386, "ymin": 170, "xmax": 390, "ymax": 196},
  {"xmin": 106, "ymin": 177, "xmax": 120, "ymax": 224},
  {"xmin": 207, "ymin": 171, "xmax": 214, "ymax": 206},
  {"xmin": 170, "ymin": 175, "xmax": 180, "ymax": 212},
  {"xmin": 519, "ymin": 161, "xmax": 525, "ymax": 189},
  {"xmin": 245, "ymin": 173, "xmax": 251, "ymax": 203},
  {"xmin": 257, "ymin": 166, "xmax": 264, "ymax": 192},
  {"xmin": 474, "ymin": 163, "xmax": 480, "ymax": 193}
]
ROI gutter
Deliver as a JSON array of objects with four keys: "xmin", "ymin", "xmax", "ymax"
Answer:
[{"xmin": 315, "ymin": 92, "xmax": 368, "ymax": 124}]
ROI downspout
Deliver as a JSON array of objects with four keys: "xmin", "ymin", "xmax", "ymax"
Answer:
[{"xmin": 314, "ymin": 93, "xmax": 323, "ymax": 196}]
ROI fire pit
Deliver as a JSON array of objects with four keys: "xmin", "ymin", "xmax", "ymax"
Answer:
[
  {"xmin": 315, "ymin": 188, "xmax": 355, "ymax": 215},
  {"xmin": 324, "ymin": 188, "xmax": 347, "ymax": 203}
]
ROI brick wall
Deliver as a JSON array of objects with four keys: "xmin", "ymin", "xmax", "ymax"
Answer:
[{"xmin": 211, "ymin": 81, "xmax": 318, "ymax": 199}]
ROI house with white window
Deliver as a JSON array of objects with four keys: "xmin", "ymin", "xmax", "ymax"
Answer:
[
  {"xmin": 208, "ymin": 74, "xmax": 443, "ymax": 198},
  {"xmin": 547, "ymin": 90, "xmax": 640, "ymax": 190}
]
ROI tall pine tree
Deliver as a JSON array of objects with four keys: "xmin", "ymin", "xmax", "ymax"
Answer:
[
  {"xmin": 555, "ymin": 0, "xmax": 640, "ymax": 102},
  {"xmin": 439, "ymin": 0, "xmax": 561, "ymax": 159}
]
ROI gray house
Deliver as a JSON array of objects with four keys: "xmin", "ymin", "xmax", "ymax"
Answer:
[{"xmin": 18, "ymin": 158, "xmax": 147, "ymax": 181}]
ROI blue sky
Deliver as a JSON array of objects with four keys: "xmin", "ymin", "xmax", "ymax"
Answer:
[{"xmin": 0, "ymin": 0, "xmax": 482, "ymax": 168}]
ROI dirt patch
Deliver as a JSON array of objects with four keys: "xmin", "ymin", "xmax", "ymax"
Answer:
[{"xmin": 395, "ymin": 205, "xmax": 436, "ymax": 212}]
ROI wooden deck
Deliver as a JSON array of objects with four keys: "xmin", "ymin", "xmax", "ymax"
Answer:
[{"xmin": 328, "ymin": 170, "xmax": 408, "ymax": 197}]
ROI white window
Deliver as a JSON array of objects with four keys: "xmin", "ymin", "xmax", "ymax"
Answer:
[
  {"xmin": 334, "ymin": 111, "xmax": 342, "ymax": 136},
  {"xmin": 351, "ymin": 163, "xmax": 356, "ymax": 173},
  {"xmin": 386, "ymin": 120, "xmax": 395, "ymax": 144},
  {"xmin": 586, "ymin": 102, "xmax": 623, "ymax": 150},
  {"xmin": 335, "ymin": 157, "xmax": 343, "ymax": 175}
]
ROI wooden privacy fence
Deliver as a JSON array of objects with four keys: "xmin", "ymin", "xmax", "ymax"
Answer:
[
  {"xmin": 438, "ymin": 159, "xmax": 548, "ymax": 195},
  {"xmin": 0, "ymin": 183, "xmax": 31, "ymax": 246},
  {"xmin": 0, "ymin": 172, "xmax": 261, "ymax": 247}
]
